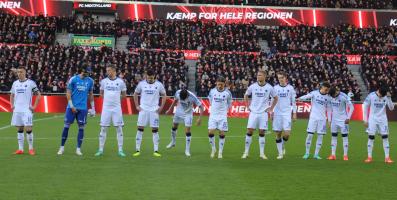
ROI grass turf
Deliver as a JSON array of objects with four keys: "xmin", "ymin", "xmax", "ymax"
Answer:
[{"xmin": 0, "ymin": 112, "xmax": 396, "ymax": 200}]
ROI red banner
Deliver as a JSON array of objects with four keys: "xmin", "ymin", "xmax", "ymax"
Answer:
[{"xmin": 1, "ymin": 94, "xmax": 396, "ymax": 121}]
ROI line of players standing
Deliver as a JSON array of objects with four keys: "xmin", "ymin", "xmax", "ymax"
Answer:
[{"xmin": 9, "ymin": 65, "xmax": 395, "ymax": 163}]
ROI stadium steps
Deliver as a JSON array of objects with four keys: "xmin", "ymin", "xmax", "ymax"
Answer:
[
  {"xmin": 348, "ymin": 65, "xmax": 368, "ymax": 100},
  {"xmin": 185, "ymin": 60, "xmax": 198, "ymax": 94},
  {"xmin": 116, "ymin": 36, "xmax": 129, "ymax": 50},
  {"xmin": 55, "ymin": 33, "xmax": 71, "ymax": 46}
]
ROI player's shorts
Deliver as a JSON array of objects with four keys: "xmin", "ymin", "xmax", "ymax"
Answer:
[
  {"xmin": 272, "ymin": 114, "xmax": 292, "ymax": 132},
  {"xmin": 137, "ymin": 110, "xmax": 159, "ymax": 128},
  {"xmin": 64, "ymin": 108, "xmax": 88, "ymax": 125},
  {"xmin": 173, "ymin": 113, "xmax": 193, "ymax": 127},
  {"xmin": 307, "ymin": 119, "xmax": 327, "ymax": 134},
  {"xmin": 366, "ymin": 121, "xmax": 389, "ymax": 136},
  {"xmin": 208, "ymin": 116, "xmax": 228, "ymax": 131},
  {"xmin": 331, "ymin": 120, "xmax": 349, "ymax": 134},
  {"xmin": 11, "ymin": 112, "xmax": 33, "ymax": 127},
  {"xmin": 100, "ymin": 107, "xmax": 124, "ymax": 127},
  {"xmin": 247, "ymin": 112, "xmax": 268, "ymax": 130}
]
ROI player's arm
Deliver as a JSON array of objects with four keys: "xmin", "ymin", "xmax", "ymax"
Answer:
[
  {"xmin": 133, "ymin": 82, "xmax": 142, "ymax": 111},
  {"xmin": 291, "ymin": 89, "xmax": 297, "ymax": 121},
  {"xmin": 66, "ymin": 89, "xmax": 77, "ymax": 113},
  {"xmin": 346, "ymin": 98, "xmax": 354, "ymax": 124},
  {"xmin": 386, "ymin": 92, "xmax": 395, "ymax": 110},
  {"xmin": 326, "ymin": 100, "xmax": 332, "ymax": 126},
  {"xmin": 31, "ymin": 89, "xmax": 41, "ymax": 112},
  {"xmin": 10, "ymin": 82, "xmax": 15, "ymax": 110},
  {"xmin": 297, "ymin": 92, "xmax": 313, "ymax": 101},
  {"xmin": 266, "ymin": 88, "xmax": 278, "ymax": 112},
  {"xmin": 158, "ymin": 91, "xmax": 167, "ymax": 114},
  {"xmin": 120, "ymin": 80, "xmax": 127, "ymax": 100},
  {"xmin": 244, "ymin": 86, "xmax": 251, "ymax": 111},
  {"xmin": 363, "ymin": 96, "xmax": 370, "ymax": 127},
  {"xmin": 196, "ymin": 104, "xmax": 204, "ymax": 126},
  {"xmin": 166, "ymin": 99, "xmax": 178, "ymax": 114},
  {"xmin": 226, "ymin": 91, "xmax": 233, "ymax": 113}
]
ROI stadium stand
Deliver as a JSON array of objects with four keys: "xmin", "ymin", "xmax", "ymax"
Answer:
[
  {"xmin": 196, "ymin": 52, "xmax": 361, "ymax": 100},
  {"xmin": 0, "ymin": 45, "xmax": 188, "ymax": 96}
]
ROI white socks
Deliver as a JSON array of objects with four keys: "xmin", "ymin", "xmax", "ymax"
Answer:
[
  {"xmin": 383, "ymin": 138, "xmax": 390, "ymax": 158},
  {"xmin": 219, "ymin": 136, "xmax": 225, "ymax": 155},
  {"xmin": 136, "ymin": 130, "xmax": 143, "ymax": 152},
  {"xmin": 171, "ymin": 129, "xmax": 177, "ymax": 145},
  {"xmin": 17, "ymin": 132, "xmax": 24, "ymax": 150},
  {"xmin": 99, "ymin": 127, "xmax": 108, "ymax": 152},
  {"xmin": 244, "ymin": 134, "xmax": 252, "ymax": 154},
  {"xmin": 367, "ymin": 138, "xmax": 374, "ymax": 158},
  {"xmin": 153, "ymin": 132, "xmax": 160, "ymax": 152},
  {"xmin": 27, "ymin": 132, "xmax": 33, "ymax": 150},
  {"xmin": 305, "ymin": 134, "xmax": 313, "ymax": 155},
  {"xmin": 331, "ymin": 135, "xmax": 337, "ymax": 156},
  {"xmin": 209, "ymin": 135, "xmax": 216, "ymax": 150},
  {"xmin": 186, "ymin": 134, "xmax": 191, "ymax": 153},
  {"xmin": 116, "ymin": 126, "xmax": 123, "ymax": 152},
  {"xmin": 314, "ymin": 134, "xmax": 323, "ymax": 156},
  {"xmin": 276, "ymin": 138, "xmax": 283, "ymax": 155},
  {"xmin": 342, "ymin": 136, "xmax": 349, "ymax": 156},
  {"xmin": 259, "ymin": 135, "xmax": 265, "ymax": 155}
]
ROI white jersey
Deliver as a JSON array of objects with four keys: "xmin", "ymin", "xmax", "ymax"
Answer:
[
  {"xmin": 363, "ymin": 92, "xmax": 395, "ymax": 123},
  {"xmin": 100, "ymin": 77, "xmax": 126, "ymax": 109},
  {"xmin": 208, "ymin": 88, "xmax": 232, "ymax": 119},
  {"xmin": 328, "ymin": 92, "xmax": 354, "ymax": 122},
  {"xmin": 135, "ymin": 80, "xmax": 166, "ymax": 112},
  {"xmin": 10, "ymin": 79, "xmax": 39, "ymax": 113},
  {"xmin": 174, "ymin": 90, "xmax": 202, "ymax": 115},
  {"xmin": 298, "ymin": 90, "xmax": 331, "ymax": 121},
  {"xmin": 245, "ymin": 82, "xmax": 274, "ymax": 114},
  {"xmin": 273, "ymin": 84, "xmax": 297, "ymax": 116}
]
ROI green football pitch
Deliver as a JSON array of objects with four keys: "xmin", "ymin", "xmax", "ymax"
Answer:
[{"xmin": 0, "ymin": 112, "xmax": 396, "ymax": 200}]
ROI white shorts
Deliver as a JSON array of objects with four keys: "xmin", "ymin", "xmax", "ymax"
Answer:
[
  {"xmin": 11, "ymin": 112, "xmax": 33, "ymax": 127},
  {"xmin": 247, "ymin": 112, "xmax": 268, "ymax": 130},
  {"xmin": 208, "ymin": 117, "xmax": 228, "ymax": 131},
  {"xmin": 366, "ymin": 121, "xmax": 389, "ymax": 135},
  {"xmin": 173, "ymin": 113, "xmax": 193, "ymax": 127},
  {"xmin": 137, "ymin": 110, "xmax": 159, "ymax": 128},
  {"xmin": 307, "ymin": 119, "xmax": 327, "ymax": 134},
  {"xmin": 100, "ymin": 108, "xmax": 124, "ymax": 127},
  {"xmin": 331, "ymin": 121, "xmax": 349, "ymax": 134},
  {"xmin": 272, "ymin": 115, "xmax": 292, "ymax": 131}
]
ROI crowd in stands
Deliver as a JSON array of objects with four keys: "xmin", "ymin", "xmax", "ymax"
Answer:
[
  {"xmin": 0, "ymin": 13, "xmax": 57, "ymax": 45},
  {"xmin": 265, "ymin": 24, "xmax": 397, "ymax": 56},
  {"xmin": 0, "ymin": 45, "xmax": 188, "ymax": 96},
  {"xmin": 126, "ymin": 19, "xmax": 261, "ymax": 52},
  {"xmin": 196, "ymin": 52, "xmax": 361, "ymax": 100},
  {"xmin": 361, "ymin": 55, "xmax": 397, "ymax": 101}
]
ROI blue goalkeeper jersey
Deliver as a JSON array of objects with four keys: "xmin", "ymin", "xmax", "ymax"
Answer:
[{"xmin": 67, "ymin": 75, "xmax": 94, "ymax": 110}]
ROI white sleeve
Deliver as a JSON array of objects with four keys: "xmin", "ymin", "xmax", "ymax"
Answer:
[
  {"xmin": 134, "ymin": 82, "xmax": 142, "ymax": 94},
  {"xmin": 291, "ymin": 88, "xmax": 297, "ymax": 113},
  {"xmin": 298, "ymin": 91, "xmax": 313, "ymax": 101},
  {"xmin": 192, "ymin": 93, "xmax": 202, "ymax": 107},
  {"xmin": 270, "ymin": 87, "xmax": 276, "ymax": 98},
  {"xmin": 100, "ymin": 80, "xmax": 104, "ymax": 91},
  {"xmin": 245, "ymin": 86, "xmax": 252, "ymax": 96},
  {"xmin": 121, "ymin": 80, "xmax": 127, "ymax": 92},
  {"xmin": 327, "ymin": 99, "xmax": 332, "ymax": 122},
  {"xmin": 346, "ymin": 97, "xmax": 354, "ymax": 119},
  {"xmin": 227, "ymin": 91, "xmax": 233, "ymax": 109},
  {"xmin": 159, "ymin": 83, "xmax": 166, "ymax": 95},
  {"xmin": 208, "ymin": 89, "xmax": 213, "ymax": 104},
  {"xmin": 31, "ymin": 81, "xmax": 39, "ymax": 93},
  {"xmin": 363, "ymin": 95, "xmax": 371, "ymax": 122},
  {"xmin": 386, "ymin": 97, "xmax": 394, "ymax": 111}
]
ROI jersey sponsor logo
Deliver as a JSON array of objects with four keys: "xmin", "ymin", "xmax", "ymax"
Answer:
[
  {"xmin": 144, "ymin": 89, "xmax": 155, "ymax": 95},
  {"xmin": 278, "ymin": 92, "xmax": 288, "ymax": 97},
  {"xmin": 374, "ymin": 102, "xmax": 385, "ymax": 108}
]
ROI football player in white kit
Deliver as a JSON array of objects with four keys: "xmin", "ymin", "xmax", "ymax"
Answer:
[
  {"xmin": 298, "ymin": 82, "xmax": 331, "ymax": 160},
  {"xmin": 363, "ymin": 84, "xmax": 395, "ymax": 163},
  {"xmin": 95, "ymin": 65, "xmax": 127, "ymax": 157},
  {"xmin": 272, "ymin": 71, "xmax": 296, "ymax": 160},
  {"xmin": 10, "ymin": 66, "xmax": 41, "ymax": 155},
  {"xmin": 242, "ymin": 70, "xmax": 278, "ymax": 159},
  {"xmin": 208, "ymin": 76, "xmax": 232, "ymax": 159},
  {"xmin": 166, "ymin": 88, "xmax": 204, "ymax": 157},
  {"xmin": 133, "ymin": 69, "xmax": 167, "ymax": 157},
  {"xmin": 327, "ymin": 86, "xmax": 354, "ymax": 161}
]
